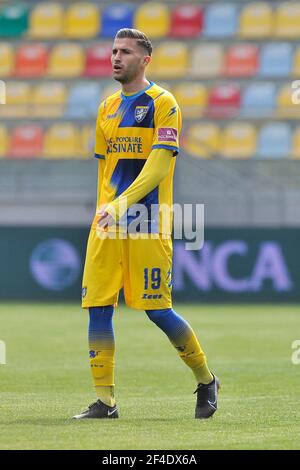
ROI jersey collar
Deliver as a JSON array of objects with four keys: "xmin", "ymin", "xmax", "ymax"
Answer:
[{"xmin": 121, "ymin": 81, "xmax": 154, "ymax": 100}]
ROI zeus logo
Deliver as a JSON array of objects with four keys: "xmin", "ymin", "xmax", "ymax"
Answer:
[
  {"xmin": 142, "ymin": 294, "xmax": 163, "ymax": 299},
  {"xmin": 168, "ymin": 106, "xmax": 177, "ymax": 116}
]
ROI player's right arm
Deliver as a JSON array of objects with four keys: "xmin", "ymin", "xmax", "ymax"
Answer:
[
  {"xmin": 94, "ymin": 102, "xmax": 107, "ymax": 208},
  {"xmin": 102, "ymin": 147, "xmax": 173, "ymax": 224}
]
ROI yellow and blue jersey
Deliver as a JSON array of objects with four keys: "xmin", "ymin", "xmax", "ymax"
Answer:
[{"xmin": 92, "ymin": 81, "xmax": 182, "ymax": 233}]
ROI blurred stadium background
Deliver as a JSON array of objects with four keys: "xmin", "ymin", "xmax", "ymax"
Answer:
[{"xmin": 1, "ymin": 0, "xmax": 300, "ymax": 302}]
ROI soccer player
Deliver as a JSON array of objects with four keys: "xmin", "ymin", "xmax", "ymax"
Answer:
[{"xmin": 73, "ymin": 29, "xmax": 219, "ymax": 420}]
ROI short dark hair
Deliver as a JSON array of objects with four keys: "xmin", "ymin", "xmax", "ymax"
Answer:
[{"xmin": 115, "ymin": 28, "xmax": 153, "ymax": 56}]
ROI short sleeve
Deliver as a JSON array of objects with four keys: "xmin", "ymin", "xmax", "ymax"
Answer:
[
  {"xmin": 94, "ymin": 101, "xmax": 107, "ymax": 160},
  {"xmin": 152, "ymin": 92, "xmax": 182, "ymax": 156}
]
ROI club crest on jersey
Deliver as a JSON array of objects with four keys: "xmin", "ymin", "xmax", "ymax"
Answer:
[{"xmin": 135, "ymin": 106, "xmax": 149, "ymax": 123}]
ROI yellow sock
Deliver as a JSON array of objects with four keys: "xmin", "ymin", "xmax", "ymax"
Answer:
[
  {"xmin": 145, "ymin": 308, "xmax": 214, "ymax": 385},
  {"xmin": 172, "ymin": 330, "xmax": 213, "ymax": 385},
  {"xmin": 89, "ymin": 349, "xmax": 116, "ymax": 403},
  {"xmin": 96, "ymin": 386, "xmax": 116, "ymax": 407},
  {"xmin": 89, "ymin": 307, "xmax": 116, "ymax": 406}
]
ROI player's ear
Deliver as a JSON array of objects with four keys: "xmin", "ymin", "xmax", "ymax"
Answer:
[{"xmin": 144, "ymin": 55, "xmax": 151, "ymax": 66}]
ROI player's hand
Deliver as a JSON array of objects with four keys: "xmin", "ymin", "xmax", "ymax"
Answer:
[{"xmin": 98, "ymin": 211, "xmax": 115, "ymax": 230}]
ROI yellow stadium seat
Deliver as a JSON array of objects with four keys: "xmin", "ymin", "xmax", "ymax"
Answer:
[
  {"xmin": 291, "ymin": 127, "xmax": 300, "ymax": 159},
  {"xmin": 0, "ymin": 81, "xmax": 31, "ymax": 118},
  {"xmin": 277, "ymin": 84, "xmax": 300, "ymax": 119},
  {"xmin": 29, "ymin": 2, "xmax": 64, "ymax": 38},
  {"xmin": 190, "ymin": 44, "xmax": 223, "ymax": 77},
  {"xmin": 64, "ymin": 3, "xmax": 100, "ymax": 39},
  {"xmin": 80, "ymin": 125, "xmax": 94, "ymax": 158},
  {"xmin": 275, "ymin": 3, "xmax": 300, "ymax": 38},
  {"xmin": 32, "ymin": 82, "xmax": 67, "ymax": 118},
  {"xmin": 148, "ymin": 42, "xmax": 188, "ymax": 79},
  {"xmin": 135, "ymin": 2, "xmax": 170, "ymax": 38},
  {"xmin": 44, "ymin": 123, "xmax": 80, "ymax": 159},
  {"xmin": 184, "ymin": 123, "xmax": 220, "ymax": 159},
  {"xmin": 0, "ymin": 125, "xmax": 9, "ymax": 157},
  {"xmin": 48, "ymin": 43, "xmax": 84, "ymax": 77},
  {"xmin": 221, "ymin": 123, "xmax": 257, "ymax": 159},
  {"xmin": 173, "ymin": 83, "xmax": 208, "ymax": 119},
  {"xmin": 239, "ymin": 2, "xmax": 273, "ymax": 38},
  {"xmin": 0, "ymin": 43, "xmax": 14, "ymax": 77}
]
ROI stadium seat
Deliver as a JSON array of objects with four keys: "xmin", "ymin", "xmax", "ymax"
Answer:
[
  {"xmin": 241, "ymin": 82, "xmax": 276, "ymax": 118},
  {"xmin": 134, "ymin": 2, "xmax": 170, "ymax": 38},
  {"xmin": 190, "ymin": 44, "xmax": 223, "ymax": 77},
  {"xmin": 64, "ymin": 3, "xmax": 100, "ymax": 39},
  {"xmin": 85, "ymin": 44, "xmax": 112, "ymax": 77},
  {"xmin": 147, "ymin": 42, "xmax": 188, "ymax": 79},
  {"xmin": 44, "ymin": 123, "xmax": 80, "ymax": 159},
  {"xmin": 66, "ymin": 82, "xmax": 101, "ymax": 118},
  {"xmin": 48, "ymin": 44, "xmax": 85, "ymax": 77},
  {"xmin": 239, "ymin": 2, "xmax": 273, "ymax": 38},
  {"xmin": 277, "ymin": 83, "xmax": 300, "ymax": 119},
  {"xmin": 173, "ymin": 83, "xmax": 208, "ymax": 119},
  {"xmin": 275, "ymin": 3, "xmax": 300, "ymax": 39},
  {"xmin": 15, "ymin": 44, "xmax": 48, "ymax": 78},
  {"xmin": 293, "ymin": 47, "xmax": 300, "ymax": 76},
  {"xmin": 0, "ymin": 81, "xmax": 31, "ymax": 118},
  {"xmin": 224, "ymin": 44, "xmax": 259, "ymax": 77},
  {"xmin": 32, "ymin": 82, "xmax": 67, "ymax": 118},
  {"xmin": 5, "ymin": 82, "xmax": 31, "ymax": 105},
  {"xmin": 257, "ymin": 123, "xmax": 291, "ymax": 158},
  {"xmin": 9, "ymin": 125, "xmax": 43, "ymax": 159},
  {"xmin": 80, "ymin": 125, "xmax": 95, "ymax": 158},
  {"xmin": 0, "ymin": 4, "xmax": 29, "ymax": 37},
  {"xmin": 259, "ymin": 43, "xmax": 293, "ymax": 77},
  {"xmin": 101, "ymin": 4, "xmax": 135, "ymax": 37},
  {"xmin": 221, "ymin": 123, "xmax": 257, "ymax": 159},
  {"xmin": 29, "ymin": 2, "xmax": 64, "ymax": 38},
  {"xmin": 0, "ymin": 43, "xmax": 14, "ymax": 77},
  {"xmin": 203, "ymin": 4, "xmax": 237, "ymax": 38},
  {"xmin": 0, "ymin": 126, "xmax": 9, "ymax": 158},
  {"xmin": 170, "ymin": 4, "xmax": 203, "ymax": 38},
  {"xmin": 291, "ymin": 127, "xmax": 300, "ymax": 159},
  {"xmin": 207, "ymin": 84, "xmax": 241, "ymax": 119},
  {"xmin": 183, "ymin": 123, "xmax": 220, "ymax": 159}
]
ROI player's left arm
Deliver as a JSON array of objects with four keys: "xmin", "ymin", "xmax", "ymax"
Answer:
[{"xmin": 151, "ymin": 90, "xmax": 182, "ymax": 157}]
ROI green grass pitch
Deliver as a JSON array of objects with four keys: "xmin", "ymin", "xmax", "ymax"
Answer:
[{"xmin": 0, "ymin": 303, "xmax": 299, "ymax": 450}]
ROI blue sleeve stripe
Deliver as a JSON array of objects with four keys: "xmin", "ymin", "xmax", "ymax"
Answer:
[
  {"xmin": 152, "ymin": 144, "xmax": 179, "ymax": 156},
  {"xmin": 94, "ymin": 153, "xmax": 105, "ymax": 160}
]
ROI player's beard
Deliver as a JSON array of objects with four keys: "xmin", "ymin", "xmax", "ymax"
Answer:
[{"xmin": 113, "ymin": 64, "xmax": 140, "ymax": 85}]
